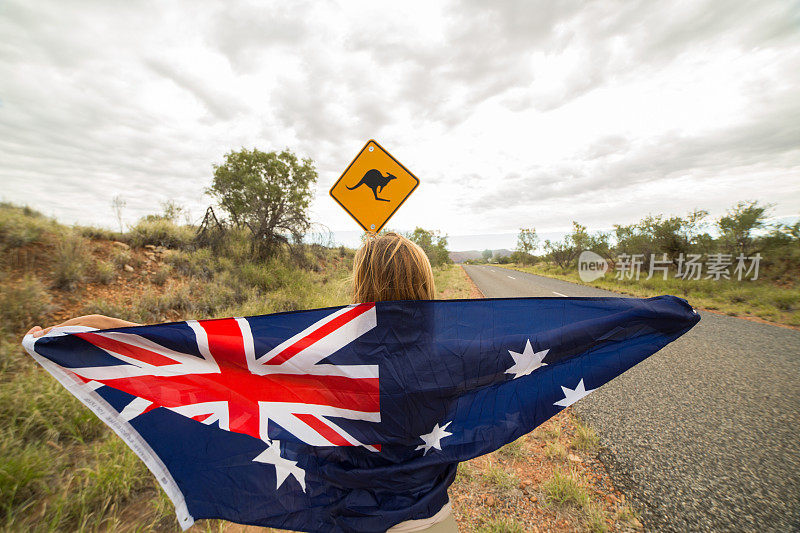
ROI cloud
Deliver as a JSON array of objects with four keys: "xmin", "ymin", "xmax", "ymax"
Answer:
[
  {"xmin": 144, "ymin": 59, "xmax": 245, "ymax": 122},
  {"xmin": 0, "ymin": 0, "xmax": 798, "ymax": 236},
  {"xmin": 468, "ymin": 87, "xmax": 800, "ymax": 214}
]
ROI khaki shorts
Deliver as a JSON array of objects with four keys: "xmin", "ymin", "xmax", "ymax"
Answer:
[
  {"xmin": 413, "ymin": 513, "xmax": 458, "ymax": 532},
  {"xmin": 386, "ymin": 505, "xmax": 459, "ymax": 532}
]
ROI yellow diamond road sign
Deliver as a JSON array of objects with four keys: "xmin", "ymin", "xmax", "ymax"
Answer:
[{"xmin": 330, "ymin": 139, "xmax": 420, "ymax": 233}]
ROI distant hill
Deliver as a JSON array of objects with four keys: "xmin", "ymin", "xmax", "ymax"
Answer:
[{"xmin": 449, "ymin": 249, "xmax": 513, "ymax": 263}]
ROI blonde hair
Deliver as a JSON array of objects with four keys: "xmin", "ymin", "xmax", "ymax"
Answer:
[{"xmin": 352, "ymin": 232, "xmax": 436, "ymax": 303}]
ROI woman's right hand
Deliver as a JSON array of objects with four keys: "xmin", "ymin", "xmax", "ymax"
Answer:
[{"xmin": 26, "ymin": 315, "xmax": 141, "ymax": 338}]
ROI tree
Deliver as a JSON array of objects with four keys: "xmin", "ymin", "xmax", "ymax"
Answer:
[
  {"xmin": 543, "ymin": 239, "xmax": 574, "ymax": 269},
  {"xmin": 717, "ymin": 200, "xmax": 772, "ymax": 255},
  {"xmin": 516, "ymin": 228, "xmax": 538, "ymax": 264},
  {"xmin": 208, "ymin": 148, "xmax": 317, "ymax": 258},
  {"xmin": 481, "ymin": 249, "xmax": 493, "ymax": 262},
  {"xmin": 407, "ymin": 227, "xmax": 451, "ymax": 267},
  {"xmin": 143, "ymin": 200, "xmax": 188, "ymax": 224},
  {"xmin": 111, "ymin": 195, "xmax": 126, "ymax": 233}
]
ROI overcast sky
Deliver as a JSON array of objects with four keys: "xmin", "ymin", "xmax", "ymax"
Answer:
[{"xmin": 1, "ymin": 0, "xmax": 798, "ymax": 246}]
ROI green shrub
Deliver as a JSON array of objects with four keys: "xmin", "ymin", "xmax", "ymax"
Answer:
[
  {"xmin": 0, "ymin": 276, "xmax": 53, "ymax": 334},
  {"xmin": 0, "ymin": 203, "xmax": 57, "ymax": 248},
  {"xmin": 52, "ymin": 232, "xmax": 88, "ymax": 289},
  {"xmin": 151, "ymin": 265, "xmax": 172, "ymax": 286},
  {"xmin": 236, "ymin": 261, "xmax": 292, "ymax": 292},
  {"xmin": 81, "ymin": 299, "xmax": 140, "ymax": 323},
  {"xmin": 138, "ymin": 282, "xmax": 195, "ymax": 322},
  {"xmin": 163, "ymin": 248, "xmax": 216, "ymax": 279},
  {"xmin": 79, "ymin": 226, "xmax": 124, "ymax": 241},
  {"xmin": 128, "ymin": 219, "xmax": 194, "ymax": 249},
  {"xmin": 110, "ymin": 247, "xmax": 132, "ymax": 269},
  {"xmin": 94, "ymin": 260, "xmax": 115, "ymax": 284}
]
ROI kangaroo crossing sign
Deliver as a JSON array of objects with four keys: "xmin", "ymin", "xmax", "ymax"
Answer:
[{"xmin": 329, "ymin": 139, "xmax": 420, "ymax": 233}]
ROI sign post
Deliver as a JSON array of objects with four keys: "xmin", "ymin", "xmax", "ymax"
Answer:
[{"xmin": 329, "ymin": 139, "xmax": 420, "ymax": 233}]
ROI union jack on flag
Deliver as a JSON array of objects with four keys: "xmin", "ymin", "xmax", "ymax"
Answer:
[{"xmin": 24, "ymin": 296, "xmax": 698, "ymax": 532}]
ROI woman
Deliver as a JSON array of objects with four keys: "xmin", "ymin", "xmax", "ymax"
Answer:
[{"xmin": 27, "ymin": 232, "xmax": 459, "ymax": 533}]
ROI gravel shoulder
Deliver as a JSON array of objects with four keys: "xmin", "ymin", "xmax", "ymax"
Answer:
[{"xmin": 463, "ymin": 265, "xmax": 800, "ymax": 532}]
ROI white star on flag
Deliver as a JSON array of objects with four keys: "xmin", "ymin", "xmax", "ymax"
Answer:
[
  {"xmin": 253, "ymin": 440, "xmax": 306, "ymax": 491},
  {"xmin": 553, "ymin": 378, "xmax": 595, "ymax": 407},
  {"xmin": 415, "ymin": 421, "xmax": 453, "ymax": 456},
  {"xmin": 505, "ymin": 339, "xmax": 549, "ymax": 379}
]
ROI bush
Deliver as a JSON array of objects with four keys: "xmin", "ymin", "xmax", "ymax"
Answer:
[
  {"xmin": 53, "ymin": 232, "xmax": 88, "ymax": 289},
  {"xmin": 79, "ymin": 226, "xmax": 124, "ymax": 241},
  {"xmin": 81, "ymin": 299, "xmax": 140, "ymax": 323},
  {"xmin": 0, "ymin": 203, "xmax": 57, "ymax": 248},
  {"xmin": 151, "ymin": 265, "xmax": 172, "ymax": 286},
  {"xmin": 110, "ymin": 247, "xmax": 132, "ymax": 269},
  {"xmin": 0, "ymin": 276, "xmax": 53, "ymax": 334},
  {"xmin": 94, "ymin": 260, "xmax": 115, "ymax": 284},
  {"xmin": 137, "ymin": 282, "xmax": 195, "ymax": 322},
  {"xmin": 236, "ymin": 261, "xmax": 291, "ymax": 292},
  {"xmin": 127, "ymin": 219, "xmax": 194, "ymax": 249},
  {"xmin": 163, "ymin": 248, "xmax": 216, "ymax": 279}
]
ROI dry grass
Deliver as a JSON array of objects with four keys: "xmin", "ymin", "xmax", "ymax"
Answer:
[
  {"xmin": 500, "ymin": 263, "xmax": 800, "ymax": 328},
  {"xmin": 434, "ymin": 264, "xmax": 481, "ymax": 299},
  {"xmin": 52, "ymin": 232, "xmax": 88, "ymax": 290},
  {"xmin": 476, "ymin": 516, "xmax": 527, "ymax": 532},
  {"xmin": 573, "ymin": 419, "xmax": 600, "ymax": 451},
  {"xmin": 0, "ymin": 203, "xmax": 362, "ymax": 531},
  {"xmin": 544, "ymin": 441, "xmax": 567, "ymax": 460}
]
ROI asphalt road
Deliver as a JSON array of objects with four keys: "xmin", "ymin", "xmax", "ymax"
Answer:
[{"xmin": 463, "ymin": 265, "xmax": 800, "ymax": 532}]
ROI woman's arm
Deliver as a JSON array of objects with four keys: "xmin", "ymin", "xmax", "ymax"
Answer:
[{"xmin": 26, "ymin": 315, "xmax": 142, "ymax": 338}]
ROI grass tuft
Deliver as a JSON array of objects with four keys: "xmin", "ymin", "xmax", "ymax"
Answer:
[
  {"xmin": 498, "ymin": 437, "xmax": 527, "ymax": 460},
  {"xmin": 128, "ymin": 219, "xmax": 195, "ymax": 249},
  {"xmin": 585, "ymin": 503, "xmax": 609, "ymax": 532},
  {"xmin": 94, "ymin": 260, "xmax": 115, "ymax": 284},
  {"xmin": 543, "ymin": 467, "xmax": 590, "ymax": 507},
  {"xmin": 454, "ymin": 461, "xmax": 476, "ymax": 484},
  {"xmin": 151, "ymin": 264, "xmax": 172, "ymax": 286},
  {"xmin": 476, "ymin": 516, "xmax": 526, "ymax": 533},
  {"xmin": 53, "ymin": 232, "xmax": 88, "ymax": 289},
  {"xmin": 573, "ymin": 420, "xmax": 600, "ymax": 451},
  {"xmin": 483, "ymin": 463, "xmax": 519, "ymax": 492},
  {"xmin": 544, "ymin": 441, "xmax": 567, "ymax": 460}
]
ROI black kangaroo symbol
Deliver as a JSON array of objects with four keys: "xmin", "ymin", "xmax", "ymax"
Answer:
[{"xmin": 347, "ymin": 169, "xmax": 397, "ymax": 202}]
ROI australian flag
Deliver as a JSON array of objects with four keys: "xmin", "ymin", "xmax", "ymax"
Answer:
[{"xmin": 23, "ymin": 296, "xmax": 699, "ymax": 532}]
